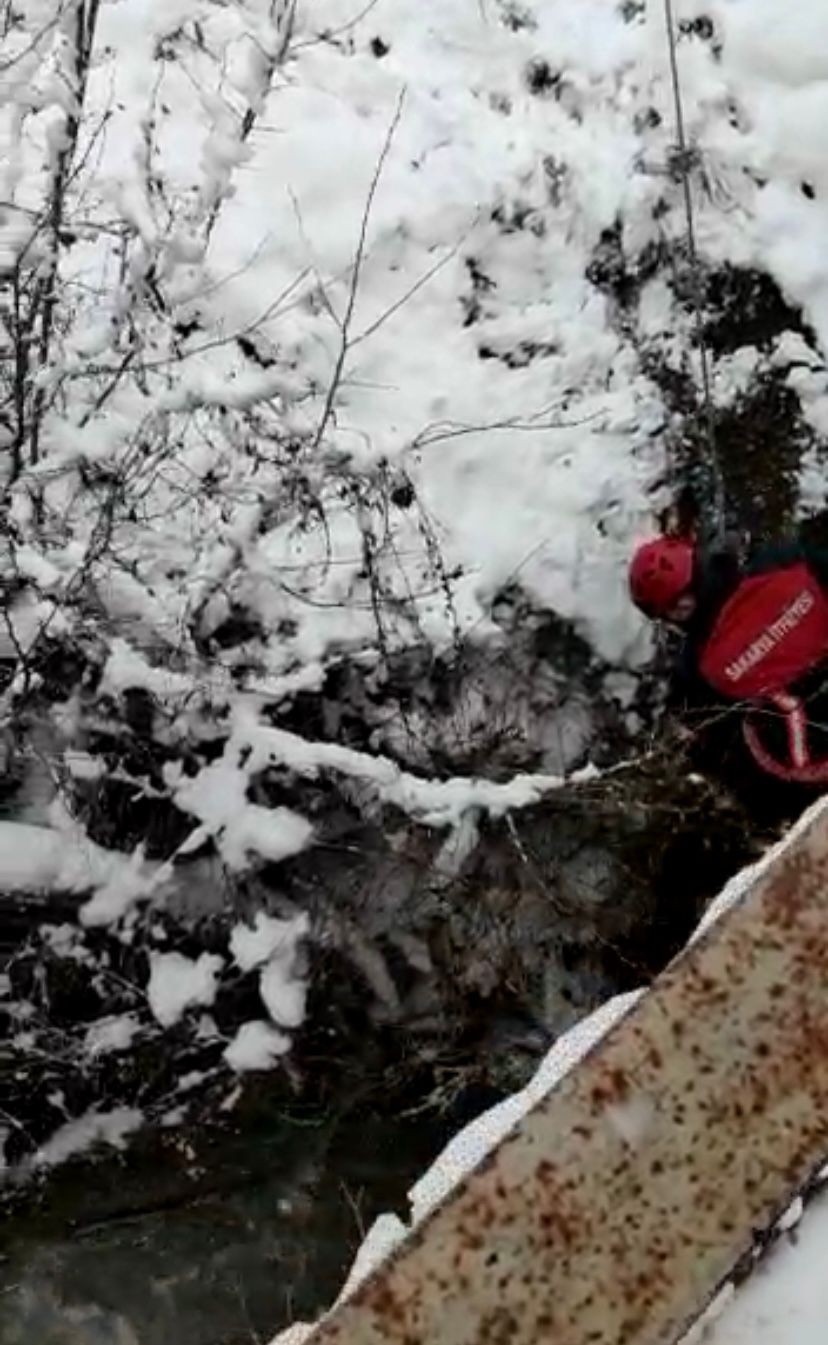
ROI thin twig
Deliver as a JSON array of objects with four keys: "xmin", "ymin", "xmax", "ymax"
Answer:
[
  {"xmin": 351, "ymin": 230, "xmax": 470, "ymax": 347},
  {"xmin": 313, "ymin": 89, "xmax": 406, "ymax": 449},
  {"xmin": 293, "ymin": 0, "xmax": 383, "ymax": 51},
  {"xmin": 340, "ymin": 1179, "xmax": 368, "ymax": 1242},
  {"xmin": 662, "ymin": 0, "xmax": 725, "ymax": 539},
  {"xmin": 74, "ymin": 267, "xmax": 311, "ymax": 378},
  {"xmin": 412, "ymin": 405, "xmax": 606, "ymax": 452},
  {"xmin": 0, "ymin": 9, "xmax": 62, "ymax": 74}
]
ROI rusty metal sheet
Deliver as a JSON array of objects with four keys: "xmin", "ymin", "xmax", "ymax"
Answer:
[{"xmin": 305, "ymin": 802, "xmax": 828, "ymax": 1345}]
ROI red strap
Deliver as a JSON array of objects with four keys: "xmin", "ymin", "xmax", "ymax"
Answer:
[
  {"xmin": 742, "ymin": 694, "xmax": 828, "ymax": 784},
  {"xmin": 767, "ymin": 691, "xmax": 810, "ymax": 768}
]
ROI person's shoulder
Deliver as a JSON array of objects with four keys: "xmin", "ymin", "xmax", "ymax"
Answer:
[
  {"xmin": 695, "ymin": 536, "xmax": 742, "ymax": 600},
  {"xmin": 745, "ymin": 539, "xmax": 803, "ymax": 574},
  {"xmin": 745, "ymin": 535, "xmax": 828, "ymax": 585}
]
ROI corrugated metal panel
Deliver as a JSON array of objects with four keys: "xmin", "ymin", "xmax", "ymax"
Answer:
[{"xmin": 305, "ymin": 803, "xmax": 828, "ymax": 1345}]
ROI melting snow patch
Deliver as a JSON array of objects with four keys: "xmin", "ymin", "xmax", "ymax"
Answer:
[
  {"xmin": 30, "ymin": 1108, "xmax": 142, "ymax": 1170},
  {"xmin": 0, "ymin": 822, "xmax": 65, "ymax": 891},
  {"xmin": 224, "ymin": 1020, "xmax": 291, "ymax": 1072},
  {"xmin": 229, "ymin": 911, "xmax": 309, "ymax": 972},
  {"xmin": 230, "ymin": 910, "xmax": 309, "ymax": 1032},
  {"xmin": 147, "ymin": 951, "xmax": 224, "ymax": 1028},
  {"xmin": 260, "ymin": 957, "xmax": 306, "ymax": 1029},
  {"xmin": 174, "ymin": 749, "xmax": 313, "ymax": 869},
  {"xmin": 84, "ymin": 1014, "xmax": 140, "ymax": 1058}
]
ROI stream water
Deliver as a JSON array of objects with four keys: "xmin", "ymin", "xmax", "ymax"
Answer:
[{"xmin": 0, "ymin": 1084, "xmax": 481, "ymax": 1345}]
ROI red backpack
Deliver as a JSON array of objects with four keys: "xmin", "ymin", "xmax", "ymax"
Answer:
[{"xmin": 699, "ymin": 562, "xmax": 828, "ymax": 781}]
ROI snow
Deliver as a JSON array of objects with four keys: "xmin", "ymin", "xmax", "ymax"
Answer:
[
  {"xmin": 100, "ymin": 639, "xmax": 195, "ymax": 701},
  {"xmin": 79, "ymin": 843, "xmax": 167, "ymax": 928},
  {"xmin": 174, "ymin": 704, "xmax": 601, "ymax": 859},
  {"xmin": 29, "ymin": 1108, "xmax": 143, "ymax": 1171},
  {"xmin": 4, "ymin": 0, "xmax": 828, "ymax": 1331},
  {"xmin": 173, "ymin": 748, "xmax": 314, "ymax": 870},
  {"xmin": 83, "ymin": 1015, "xmax": 140, "ymax": 1059},
  {"xmin": 0, "ymin": 820, "xmax": 161, "ymax": 924},
  {"xmin": 146, "ymin": 951, "xmax": 224, "ymax": 1029},
  {"xmin": 683, "ymin": 1192, "xmax": 828, "ymax": 1345},
  {"xmin": 776, "ymin": 1196, "xmax": 804, "ymax": 1234},
  {"xmin": 6, "ymin": 0, "xmax": 678, "ymax": 684},
  {"xmin": 230, "ymin": 911, "xmax": 309, "ymax": 973},
  {"xmin": 224, "ymin": 1020, "xmax": 292, "ymax": 1073},
  {"xmin": 260, "ymin": 957, "xmax": 307, "ymax": 1030},
  {"xmin": 230, "ymin": 910, "xmax": 309, "ymax": 1029},
  {"xmin": 0, "ymin": 823, "xmax": 66, "ymax": 892}
]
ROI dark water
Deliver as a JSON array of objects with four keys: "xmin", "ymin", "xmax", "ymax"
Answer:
[{"xmin": 0, "ymin": 1093, "xmax": 472, "ymax": 1345}]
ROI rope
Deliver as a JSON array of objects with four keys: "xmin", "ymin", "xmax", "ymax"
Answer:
[{"xmin": 662, "ymin": 0, "xmax": 727, "ymax": 544}]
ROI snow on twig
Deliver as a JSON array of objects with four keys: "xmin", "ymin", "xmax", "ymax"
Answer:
[{"xmin": 189, "ymin": 700, "xmax": 600, "ymax": 836}]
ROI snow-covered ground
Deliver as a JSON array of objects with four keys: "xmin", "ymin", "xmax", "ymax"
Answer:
[
  {"xmin": 4, "ymin": 0, "xmax": 828, "ymax": 704},
  {"xmin": 2, "ymin": 0, "xmax": 828, "ymax": 1034},
  {"xmin": 3, "ymin": 0, "xmax": 828, "ymax": 1330}
]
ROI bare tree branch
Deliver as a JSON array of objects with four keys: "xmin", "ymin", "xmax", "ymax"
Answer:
[
  {"xmin": 312, "ymin": 88, "xmax": 406, "ymax": 449},
  {"xmin": 351, "ymin": 229, "xmax": 471, "ymax": 347},
  {"xmin": 0, "ymin": 8, "xmax": 63, "ymax": 74},
  {"xmin": 293, "ymin": 0, "xmax": 383, "ymax": 52},
  {"xmin": 26, "ymin": 1, "xmax": 102, "ymax": 476}
]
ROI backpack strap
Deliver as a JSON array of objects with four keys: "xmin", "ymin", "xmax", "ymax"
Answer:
[
  {"xmin": 768, "ymin": 691, "xmax": 809, "ymax": 768},
  {"xmin": 742, "ymin": 692, "xmax": 828, "ymax": 784}
]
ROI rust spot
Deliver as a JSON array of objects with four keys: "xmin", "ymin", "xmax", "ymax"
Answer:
[
  {"xmin": 478, "ymin": 1307, "xmax": 519, "ymax": 1343},
  {"xmin": 357, "ymin": 1277, "xmax": 404, "ymax": 1319},
  {"xmin": 590, "ymin": 1067, "xmax": 631, "ymax": 1110},
  {"xmin": 538, "ymin": 1206, "xmax": 578, "ymax": 1249},
  {"xmin": 306, "ymin": 804, "xmax": 828, "ymax": 1345}
]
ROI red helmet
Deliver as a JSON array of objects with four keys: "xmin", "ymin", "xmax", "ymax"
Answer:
[{"xmin": 629, "ymin": 537, "xmax": 695, "ymax": 617}]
